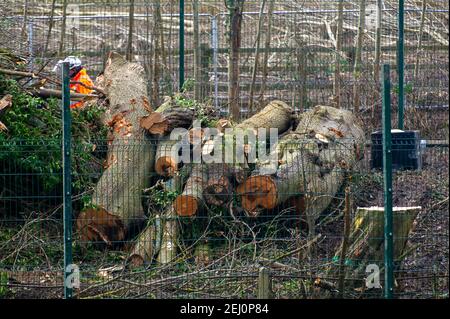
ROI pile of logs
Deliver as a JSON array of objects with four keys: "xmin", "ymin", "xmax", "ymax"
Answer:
[{"xmin": 74, "ymin": 53, "xmax": 367, "ymax": 267}]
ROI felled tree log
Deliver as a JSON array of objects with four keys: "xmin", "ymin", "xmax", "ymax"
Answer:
[
  {"xmin": 322, "ymin": 206, "xmax": 421, "ymax": 297},
  {"xmin": 140, "ymin": 97, "xmax": 195, "ymax": 135},
  {"xmin": 174, "ymin": 164, "xmax": 208, "ymax": 217},
  {"xmin": 235, "ymin": 100, "xmax": 293, "ymax": 134},
  {"xmin": 128, "ymin": 217, "xmax": 158, "ymax": 267},
  {"xmin": 76, "ymin": 52, "xmax": 155, "ymax": 246},
  {"xmin": 237, "ymin": 105, "xmax": 365, "ymax": 234},
  {"xmin": 205, "ymin": 100, "xmax": 293, "ymax": 184},
  {"xmin": 155, "ymin": 136, "xmax": 180, "ymax": 177},
  {"xmin": 129, "ymin": 167, "xmax": 192, "ymax": 266},
  {"xmin": 203, "ymin": 163, "xmax": 233, "ymax": 206},
  {"xmin": 157, "ymin": 205, "xmax": 178, "ymax": 264}
]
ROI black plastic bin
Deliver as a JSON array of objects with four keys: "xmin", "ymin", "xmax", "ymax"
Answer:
[{"xmin": 370, "ymin": 130, "xmax": 422, "ymax": 170}]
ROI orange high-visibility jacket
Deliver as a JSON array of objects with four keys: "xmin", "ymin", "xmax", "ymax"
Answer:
[{"xmin": 69, "ymin": 68, "xmax": 94, "ymax": 109}]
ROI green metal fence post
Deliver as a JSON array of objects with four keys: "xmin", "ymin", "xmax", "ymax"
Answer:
[
  {"xmin": 382, "ymin": 64, "xmax": 394, "ymax": 299},
  {"xmin": 397, "ymin": 0, "xmax": 405, "ymax": 129},
  {"xmin": 179, "ymin": 0, "xmax": 185, "ymax": 91},
  {"xmin": 61, "ymin": 62, "xmax": 73, "ymax": 299}
]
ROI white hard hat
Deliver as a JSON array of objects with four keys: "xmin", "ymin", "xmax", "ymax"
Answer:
[{"xmin": 52, "ymin": 56, "xmax": 82, "ymax": 72}]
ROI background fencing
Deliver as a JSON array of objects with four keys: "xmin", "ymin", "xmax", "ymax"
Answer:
[
  {"xmin": 1, "ymin": 1, "xmax": 449, "ymax": 117},
  {"xmin": 0, "ymin": 0, "xmax": 449, "ymax": 299}
]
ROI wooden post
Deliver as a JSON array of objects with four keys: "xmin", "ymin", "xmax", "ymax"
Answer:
[{"xmin": 257, "ymin": 267, "xmax": 271, "ymax": 299}]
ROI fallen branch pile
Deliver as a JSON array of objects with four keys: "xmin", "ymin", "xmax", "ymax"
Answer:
[{"xmin": 53, "ymin": 53, "xmax": 371, "ymax": 269}]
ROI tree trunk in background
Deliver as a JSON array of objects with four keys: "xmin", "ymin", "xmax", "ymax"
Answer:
[
  {"xmin": 334, "ymin": 0, "xmax": 344, "ymax": 109},
  {"xmin": 193, "ymin": 0, "xmax": 201, "ymax": 100},
  {"xmin": 126, "ymin": 0, "xmax": 135, "ymax": 61},
  {"xmin": 76, "ymin": 52, "xmax": 155, "ymax": 246},
  {"xmin": 228, "ymin": 0, "xmax": 245, "ymax": 121},
  {"xmin": 353, "ymin": 0, "xmax": 366, "ymax": 113},
  {"xmin": 258, "ymin": 0, "xmax": 275, "ymax": 105},
  {"xmin": 248, "ymin": 0, "xmax": 267, "ymax": 114},
  {"xmin": 151, "ymin": 0, "xmax": 162, "ymax": 107},
  {"xmin": 58, "ymin": 0, "xmax": 68, "ymax": 56},
  {"xmin": 414, "ymin": 0, "xmax": 427, "ymax": 82},
  {"xmin": 374, "ymin": 0, "xmax": 383, "ymax": 82},
  {"xmin": 43, "ymin": 0, "xmax": 57, "ymax": 55},
  {"xmin": 128, "ymin": 218, "xmax": 157, "ymax": 267}
]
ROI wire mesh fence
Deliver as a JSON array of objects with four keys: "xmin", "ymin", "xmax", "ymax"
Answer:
[
  {"xmin": 1, "ymin": 0, "xmax": 449, "ymax": 117},
  {"xmin": 0, "ymin": 133, "xmax": 448, "ymax": 298},
  {"xmin": 0, "ymin": 0, "xmax": 448, "ymax": 300}
]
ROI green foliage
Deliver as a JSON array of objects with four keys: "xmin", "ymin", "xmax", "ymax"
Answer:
[
  {"xmin": 149, "ymin": 188, "xmax": 179, "ymax": 209},
  {"xmin": 173, "ymin": 92, "xmax": 217, "ymax": 127},
  {"xmin": 0, "ymin": 272, "xmax": 8, "ymax": 297},
  {"xmin": 0, "ymin": 75, "xmax": 107, "ymax": 193}
]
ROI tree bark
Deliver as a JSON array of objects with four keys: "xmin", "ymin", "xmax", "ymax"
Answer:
[
  {"xmin": 126, "ymin": 0, "xmax": 135, "ymax": 61},
  {"xmin": 353, "ymin": 0, "xmax": 366, "ymax": 113},
  {"xmin": 228, "ymin": 0, "xmax": 245, "ymax": 121},
  {"xmin": 203, "ymin": 163, "xmax": 233, "ymax": 206},
  {"xmin": 258, "ymin": 0, "xmax": 275, "ymax": 104},
  {"xmin": 248, "ymin": 0, "xmax": 267, "ymax": 114},
  {"xmin": 237, "ymin": 105, "xmax": 365, "ymax": 235},
  {"xmin": 140, "ymin": 106, "xmax": 195, "ymax": 135},
  {"xmin": 58, "ymin": 0, "xmax": 68, "ymax": 56},
  {"xmin": 323, "ymin": 206, "xmax": 421, "ymax": 298},
  {"xmin": 76, "ymin": 52, "xmax": 155, "ymax": 246},
  {"xmin": 128, "ymin": 217, "xmax": 157, "ymax": 267},
  {"xmin": 235, "ymin": 100, "xmax": 293, "ymax": 134},
  {"xmin": 174, "ymin": 164, "xmax": 208, "ymax": 217},
  {"xmin": 155, "ymin": 135, "xmax": 180, "ymax": 177},
  {"xmin": 334, "ymin": 0, "xmax": 344, "ymax": 109}
]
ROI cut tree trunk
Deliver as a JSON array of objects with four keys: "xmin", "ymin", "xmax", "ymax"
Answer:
[
  {"xmin": 76, "ymin": 52, "xmax": 155, "ymax": 246},
  {"xmin": 174, "ymin": 164, "xmax": 208, "ymax": 217},
  {"xmin": 235, "ymin": 100, "xmax": 293, "ymax": 135},
  {"xmin": 237, "ymin": 105, "xmax": 365, "ymax": 234},
  {"xmin": 129, "ymin": 168, "xmax": 191, "ymax": 266},
  {"xmin": 140, "ymin": 104, "xmax": 195, "ymax": 135},
  {"xmin": 321, "ymin": 206, "xmax": 421, "ymax": 298},
  {"xmin": 128, "ymin": 217, "xmax": 158, "ymax": 267},
  {"xmin": 155, "ymin": 135, "xmax": 180, "ymax": 177},
  {"xmin": 157, "ymin": 205, "xmax": 178, "ymax": 264},
  {"xmin": 223, "ymin": 100, "xmax": 293, "ymax": 184},
  {"xmin": 203, "ymin": 163, "xmax": 233, "ymax": 206}
]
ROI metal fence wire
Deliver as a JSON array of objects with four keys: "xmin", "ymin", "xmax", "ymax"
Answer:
[
  {"xmin": 0, "ymin": 135, "xmax": 448, "ymax": 298},
  {"xmin": 1, "ymin": 1, "xmax": 449, "ymax": 116},
  {"xmin": 0, "ymin": 0, "xmax": 449, "ymax": 299}
]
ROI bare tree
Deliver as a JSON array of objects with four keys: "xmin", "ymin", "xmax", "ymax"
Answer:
[
  {"xmin": 353, "ymin": 0, "xmax": 366, "ymax": 113},
  {"xmin": 334, "ymin": 0, "xmax": 344, "ymax": 109},
  {"xmin": 374, "ymin": 0, "xmax": 383, "ymax": 82},
  {"xmin": 43, "ymin": 0, "xmax": 57, "ymax": 55},
  {"xmin": 258, "ymin": 0, "xmax": 274, "ymax": 105},
  {"xmin": 126, "ymin": 0, "xmax": 135, "ymax": 61},
  {"xmin": 248, "ymin": 0, "xmax": 267, "ymax": 114},
  {"xmin": 58, "ymin": 0, "xmax": 68, "ymax": 56},
  {"xmin": 193, "ymin": 0, "xmax": 201, "ymax": 100},
  {"xmin": 226, "ymin": 0, "xmax": 245, "ymax": 121}
]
